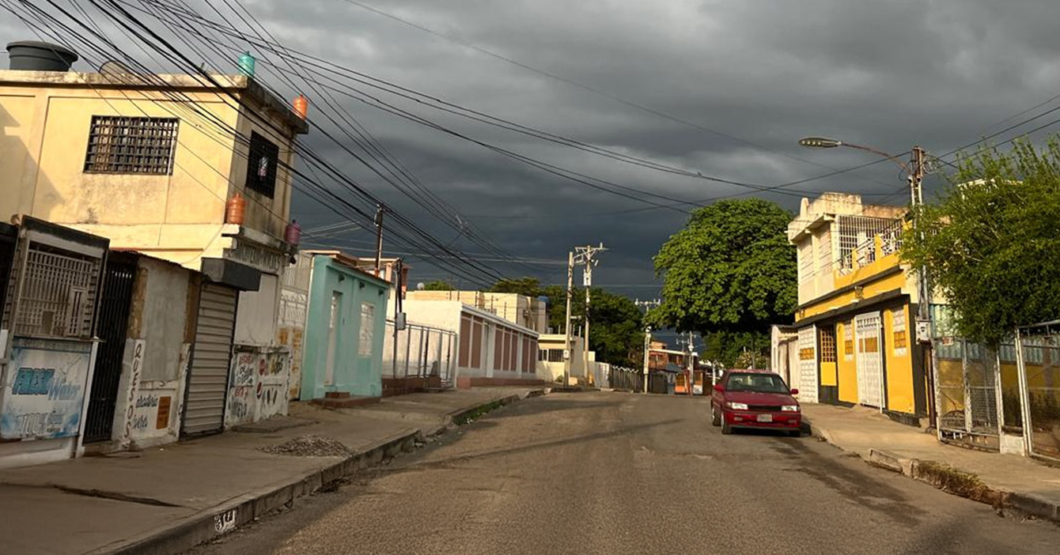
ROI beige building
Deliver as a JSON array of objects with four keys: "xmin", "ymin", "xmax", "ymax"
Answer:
[
  {"xmin": 0, "ymin": 68, "xmax": 307, "ymax": 277},
  {"xmin": 406, "ymin": 290, "xmax": 548, "ymax": 332}
]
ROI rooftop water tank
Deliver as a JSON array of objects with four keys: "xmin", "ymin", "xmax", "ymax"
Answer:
[{"xmin": 6, "ymin": 41, "xmax": 78, "ymax": 71}]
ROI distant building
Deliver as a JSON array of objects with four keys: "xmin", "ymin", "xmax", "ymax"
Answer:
[{"xmin": 406, "ymin": 290, "xmax": 547, "ymax": 333}]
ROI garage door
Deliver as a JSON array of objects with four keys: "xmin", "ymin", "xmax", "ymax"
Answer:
[
  {"xmin": 182, "ymin": 283, "xmax": 238, "ymax": 436},
  {"xmin": 797, "ymin": 326, "xmax": 819, "ymax": 403},
  {"xmin": 855, "ymin": 312, "xmax": 884, "ymax": 408}
]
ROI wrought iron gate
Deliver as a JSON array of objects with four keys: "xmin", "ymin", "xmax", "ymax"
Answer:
[
  {"xmin": 855, "ymin": 312, "xmax": 884, "ymax": 408},
  {"xmin": 83, "ymin": 253, "xmax": 137, "ymax": 443}
]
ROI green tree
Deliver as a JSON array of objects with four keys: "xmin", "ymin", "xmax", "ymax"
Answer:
[
  {"xmin": 647, "ymin": 198, "xmax": 797, "ymax": 366},
  {"xmin": 421, "ymin": 280, "xmax": 455, "ymax": 291},
  {"xmin": 903, "ymin": 140, "xmax": 1060, "ymax": 346}
]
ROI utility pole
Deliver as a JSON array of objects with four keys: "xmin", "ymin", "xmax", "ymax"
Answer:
[
  {"xmin": 562, "ymin": 251, "xmax": 575, "ymax": 387},
  {"xmin": 634, "ymin": 299, "xmax": 661, "ymax": 394},
  {"xmin": 910, "ymin": 146, "xmax": 937, "ymax": 428},
  {"xmin": 577, "ymin": 243, "xmax": 607, "ymax": 386},
  {"xmin": 373, "ymin": 204, "xmax": 385, "ymax": 277},
  {"xmin": 687, "ymin": 331, "xmax": 695, "ymax": 396}
]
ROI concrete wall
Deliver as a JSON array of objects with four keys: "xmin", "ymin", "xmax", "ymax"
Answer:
[
  {"xmin": 235, "ymin": 274, "xmax": 280, "ymax": 347},
  {"xmin": 277, "ymin": 254, "xmax": 312, "ymax": 399},
  {"xmin": 111, "ymin": 256, "xmax": 195, "ymax": 451}
]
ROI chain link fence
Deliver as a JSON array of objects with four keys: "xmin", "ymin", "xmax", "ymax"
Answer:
[{"xmin": 934, "ymin": 337, "xmax": 1000, "ymax": 448}]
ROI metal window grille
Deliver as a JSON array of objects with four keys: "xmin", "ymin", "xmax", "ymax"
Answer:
[
  {"xmin": 819, "ymin": 327, "xmax": 837, "ymax": 363},
  {"xmin": 14, "ymin": 245, "xmax": 100, "ymax": 338},
  {"xmin": 836, "ymin": 215, "xmax": 901, "ymax": 273},
  {"xmin": 84, "ymin": 116, "xmax": 178, "ymax": 175},
  {"xmin": 245, "ymin": 131, "xmax": 279, "ymax": 198}
]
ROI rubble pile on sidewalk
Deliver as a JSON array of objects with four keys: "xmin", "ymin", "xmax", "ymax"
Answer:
[{"xmin": 259, "ymin": 435, "xmax": 353, "ymax": 457}]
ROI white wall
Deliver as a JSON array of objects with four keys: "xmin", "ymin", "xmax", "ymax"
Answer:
[{"xmin": 235, "ymin": 273, "xmax": 280, "ymax": 347}]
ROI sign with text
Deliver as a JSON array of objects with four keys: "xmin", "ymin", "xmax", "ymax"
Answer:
[{"xmin": 0, "ymin": 337, "xmax": 91, "ymax": 440}]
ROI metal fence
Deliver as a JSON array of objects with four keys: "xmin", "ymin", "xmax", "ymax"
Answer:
[
  {"xmin": 382, "ymin": 321, "xmax": 458, "ymax": 386},
  {"xmin": 1017, "ymin": 324, "xmax": 1060, "ymax": 461},
  {"xmin": 934, "ymin": 338, "xmax": 1000, "ymax": 448},
  {"xmin": 609, "ymin": 366, "xmax": 643, "ymax": 392}
]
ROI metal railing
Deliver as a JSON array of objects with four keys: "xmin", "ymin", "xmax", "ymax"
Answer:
[
  {"xmin": 609, "ymin": 366, "xmax": 643, "ymax": 392},
  {"xmin": 383, "ymin": 321, "xmax": 458, "ymax": 386}
]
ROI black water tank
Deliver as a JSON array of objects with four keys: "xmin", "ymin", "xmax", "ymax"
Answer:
[{"xmin": 6, "ymin": 41, "xmax": 78, "ymax": 71}]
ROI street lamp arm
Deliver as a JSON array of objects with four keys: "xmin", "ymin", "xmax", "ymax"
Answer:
[{"xmin": 838, "ymin": 142, "xmax": 910, "ymax": 172}]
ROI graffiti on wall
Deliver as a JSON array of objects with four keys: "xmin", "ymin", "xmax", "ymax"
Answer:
[
  {"xmin": 0, "ymin": 338, "xmax": 92, "ymax": 440},
  {"xmin": 225, "ymin": 348, "xmax": 290, "ymax": 427}
]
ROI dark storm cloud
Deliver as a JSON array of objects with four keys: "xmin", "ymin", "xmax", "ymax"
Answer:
[{"xmin": 5, "ymin": 0, "xmax": 1060, "ymax": 293}]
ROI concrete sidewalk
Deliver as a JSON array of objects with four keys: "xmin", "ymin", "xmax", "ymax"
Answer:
[
  {"xmin": 0, "ymin": 386, "xmax": 547, "ymax": 555},
  {"xmin": 802, "ymin": 404, "xmax": 1060, "ymax": 521}
]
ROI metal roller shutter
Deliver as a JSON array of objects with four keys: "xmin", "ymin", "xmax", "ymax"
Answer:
[{"xmin": 182, "ymin": 283, "xmax": 237, "ymax": 436}]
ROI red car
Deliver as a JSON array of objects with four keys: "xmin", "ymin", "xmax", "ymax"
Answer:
[{"xmin": 710, "ymin": 369, "xmax": 802, "ymax": 437}]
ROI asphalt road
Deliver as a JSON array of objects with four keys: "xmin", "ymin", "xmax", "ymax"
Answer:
[{"xmin": 187, "ymin": 392, "xmax": 1060, "ymax": 554}]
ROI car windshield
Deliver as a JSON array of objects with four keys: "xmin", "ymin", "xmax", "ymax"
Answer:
[{"xmin": 725, "ymin": 373, "xmax": 789, "ymax": 394}]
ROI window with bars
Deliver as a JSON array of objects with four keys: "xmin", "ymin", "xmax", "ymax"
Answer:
[
  {"xmin": 84, "ymin": 116, "xmax": 178, "ymax": 175},
  {"xmin": 819, "ymin": 327, "xmax": 837, "ymax": 363},
  {"xmin": 245, "ymin": 131, "xmax": 280, "ymax": 198}
]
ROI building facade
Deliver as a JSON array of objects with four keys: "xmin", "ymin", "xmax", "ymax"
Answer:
[
  {"xmin": 778, "ymin": 193, "xmax": 929, "ymax": 421},
  {"xmin": 401, "ymin": 299, "xmax": 541, "ymax": 388},
  {"xmin": 299, "ymin": 253, "xmax": 390, "ymax": 401},
  {"xmin": 1, "ymin": 53, "xmax": 310, "ymax": 455}
]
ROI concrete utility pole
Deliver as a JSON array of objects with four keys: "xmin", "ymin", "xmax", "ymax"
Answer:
[
  {"xmin": 634, "ymin": 298, "xmax": 661, "ymax": 394},
  {"xmin": 577, "ymin": 243, "xmax": 607, "ymax": 386},
  {"xmin": 562, "ymin": 251, "xmax": 575, "ymax": 387}
]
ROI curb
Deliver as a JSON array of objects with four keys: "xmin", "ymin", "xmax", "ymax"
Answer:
[
  {"xmin": 803, "ymin": 416, "xmax": 1060, "ymax": 523},
  {"xmin": 93, "ymin": 388, "xmax": 550, "ymax": 555}
]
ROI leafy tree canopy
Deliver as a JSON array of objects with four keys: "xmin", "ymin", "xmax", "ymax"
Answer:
[
  {"xmin": 421, "ymin": 280, "xmax": 455, "ymax": 291},
  {"xmin": 903, "ymin": 140, "xmax": 1060, "ymax": 346},
  {"xmin": 647, "ymin": 198, "xmax": 797, "ymax": 337}
]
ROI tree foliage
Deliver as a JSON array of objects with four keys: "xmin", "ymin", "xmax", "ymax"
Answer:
[
  {"xmin": 489, "ymin": 277, "xmax": 643, "ymax": 367},
  {"xmin": 421, "ymin": 280, "xmax": 455, "ymax": 291},
  {"xmin": 647, "ymin": 199, "xmax": 797, "ymax": 365},
  {"xmin": 903, "ymin": 140, "xmax": 1060, "ymax": 346}
]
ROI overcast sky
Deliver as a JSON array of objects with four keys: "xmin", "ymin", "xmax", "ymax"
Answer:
[{"xmin": 4, "ymin": 0, "xmax": 1060, "ymax": 300}]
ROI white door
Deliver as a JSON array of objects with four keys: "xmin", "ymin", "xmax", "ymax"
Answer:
[
  {"xmin": 325, "ymin": 292, "xmax": 341, "ymax": 386},
  {"xmin": 855, "ymin": 312, "xmax": 884, "ymax": 408},
  {"xmin": 797, "ymin": 326, "xmax": 819, "ymax": 403}
]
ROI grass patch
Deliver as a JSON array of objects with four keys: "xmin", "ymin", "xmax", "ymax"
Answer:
[
  {"xmin": 914, "ymin": 460, "xmax": 1001, "ymax": 506},
  {"xmin": 453, "ymin": 400, "xmax": 506, "ymax": 426}
]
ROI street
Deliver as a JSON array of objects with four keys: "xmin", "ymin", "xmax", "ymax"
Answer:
[{"xmin": 186, "ymin": 393, "xmax": 1059, "ymax": 554}]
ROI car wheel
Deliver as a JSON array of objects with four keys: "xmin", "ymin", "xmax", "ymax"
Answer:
[
  {"xmin": 711, "ymin": 405, "xmax": 721, "ymax": 427},
  {"xmin": 721, "ymin": 420, "xmax": 732, "ymax": 435}
]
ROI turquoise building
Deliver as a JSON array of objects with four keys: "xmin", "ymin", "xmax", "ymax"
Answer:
[{"xmin": 299, "ymin": 252, "xmax": 390, "ymax": 400}]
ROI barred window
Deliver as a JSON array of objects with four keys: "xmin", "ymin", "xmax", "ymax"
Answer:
[
  {"xmin": 245, "ymin": 131, "xmax": 280, "ymax": 198},
  {"xmin": 84, "ymin": 116, "xmax": 178, "ymax": 174},
  {"xmin": 819, "ymin": 327, "xmax": 837, "ymax": 363}
]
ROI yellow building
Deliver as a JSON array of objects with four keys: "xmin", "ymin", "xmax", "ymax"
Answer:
[{"xmin": 776, "ymin": 192, "xmax": 929, "ymax": 420}]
